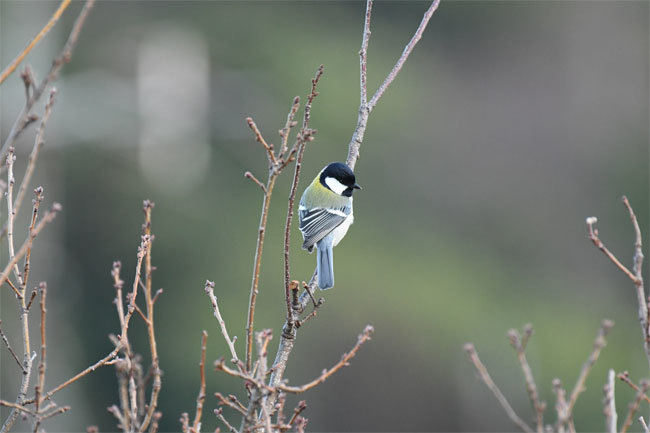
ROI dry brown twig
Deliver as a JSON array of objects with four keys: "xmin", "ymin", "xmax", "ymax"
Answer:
[
  {"xmin": 183, "ymin": 331, "xmax": 209, "ymax": 433},
  {"xmin": 244, "ymin": 95, "xmax": 302, "ymax": 373},
  {"xmin": 586, "ymin": 197, "xmax": 647, "ymax": 373},
  {"xmin": 0, "ymin": 0, "xmax": 72, "ymax": 86},
  {"xmin": 508, "ymin": 325, "xmax": 545, "ymax": 433},
  {"xmin": 465, "ymin": 320, "xmax": 613, "ymax": 433},
  {"xmin": 464, "ymin": 343, "xmax": 534, "ymax": 433},
  {"xmin": 618, "ymin": 371, "xmax": 650, "ymax": 405},
  {"xmin": 202, "ymin": 1, "xmax": 439, "ymax": 431},
  {"xmin": 346, "ymin": 0, "xmax": 441, "ymax": 170},
  {"xmin": 1, "ymin": 0, "xmax": 96, "ymax": 163},
  {"xmin": 620, "ymin": 380, "xmax": 649, "ymax": 433}
]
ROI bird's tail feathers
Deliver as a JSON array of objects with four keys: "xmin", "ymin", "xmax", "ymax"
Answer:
[{"xmin": 316, "ymin": 238, "xmax": 334, "ymax": 290}]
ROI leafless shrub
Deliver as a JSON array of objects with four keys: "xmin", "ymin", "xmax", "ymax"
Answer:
[
  {"xmin": 465, "ymin": 197, "xmax": 647, "ymax": 432},
  {"xmin": 0, "ymin": 0, "xmax": 441, "ymax": 432}
]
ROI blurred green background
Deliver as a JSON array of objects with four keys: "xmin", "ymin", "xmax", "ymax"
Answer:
[{"xmin": 1, "ymin": 1, "xmax": 648, "ymax": 431}]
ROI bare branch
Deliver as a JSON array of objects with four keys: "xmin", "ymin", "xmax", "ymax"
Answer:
[
  {"xmin": 244, "ymin": 172, "xmax": 266, "ymax": 194},
  {"xmin": 618, "ymin": 371, "xmax": 650, "ymax": 404},
  {"xmin": 347, "ymin": 0, "xmax": 440, "ymax": 169},
  {"xmin": 507, "ymin": 325, "xmax": 545, "ymax": 432},
  {"xmin": 586, "ymin": 216, "xmax": 638, "ymax": 283},
  {"xmin": 283, "ymin": 65, "xmax": 323, "ymax": 320},
  {"xmin": 246, "ymin": 117, "xmax": 277, "ymax": 167},
  {"xmin": 190, "ymin": 331, "xmax": 208, "ymax": 433},
  {"xmin": 33, "ymin": 236, "xmax": 149, "ymax": 404},
  {"xmin": 464, "ymin": 343, "xmax": 534, "ymax": 433},
  {"xmin": 1, "ymin": 0, "xmax": 95, "ymax": 160},
  {"xmin": 280, "ymin": 325, "xmax": 373, "ymax": 393},
  {"xmin": 0, "ymin": 320, "xmax": 24, "ymax": 373},
  {"xmin": 604, "ymin": 369, "xmax": 617, "ymax": 433},
  {"xmin": 140, "ymin": 200, "xmax": 162, "ymax": 432},
  {"xmin": 0, "ymin": 202, "xmax": 61, "ymax": 290},
  {"xmin": 566, "ymin": 319, "xmax": 614, "ymax": 414},
  {"xmin": 621, "ymin": 380, "xmax": 649, "ymax": 433},
  {"xmin": 214, "ymin": 408, "xmax": 237, "ymax": 433},
  {"xmin": 215, "ymin": 393, "xmax": 246, "ymax": 417},
  {"xmin": 205, "ymin": 281, "xmax": 239, "ymax": 362},
  {"xmin": 13, "ymin": 89, "xmax": 57, "ymax": 232},
  {"xmin": 0, "ymin": 0, "xmax": 72, "ymax": 86}
]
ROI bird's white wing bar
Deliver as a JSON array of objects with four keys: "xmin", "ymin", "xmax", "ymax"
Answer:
[{"xmin": 299, "ymin": 206, "xmax": 350, "ymax": 251}]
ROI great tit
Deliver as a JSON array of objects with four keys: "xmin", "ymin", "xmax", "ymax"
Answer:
[{"xmin": 299, "ymin": 162, "xmax": 361, "ymax": 289}]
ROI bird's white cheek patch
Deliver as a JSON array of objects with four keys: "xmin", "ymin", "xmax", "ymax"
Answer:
[{"xmin": 324, "ymin": 177, "xmax": 347, "ymax": 195}]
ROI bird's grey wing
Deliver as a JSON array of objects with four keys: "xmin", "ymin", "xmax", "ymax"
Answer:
[{"xmin": 299, "ymin": 206, "xmax": 350, "ymax": 252}]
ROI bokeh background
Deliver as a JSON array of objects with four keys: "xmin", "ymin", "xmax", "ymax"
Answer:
[{"xmin": 1, "ymin": 1, "xmax": 649, "ymax": 431}]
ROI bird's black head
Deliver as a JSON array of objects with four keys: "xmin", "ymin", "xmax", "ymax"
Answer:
[{"xmin": 319, "ymin": 162, "xmax": 361, "ymax": 197}]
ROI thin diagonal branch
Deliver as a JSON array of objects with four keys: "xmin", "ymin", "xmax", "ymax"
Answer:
[
  {"xmin": 1, "ymin": 0, "xmax": 95, "ymax": 160},
  {"xmin": 621, "ymin": 380, "xmax": 649, "ymax": 433},
  {"xmin": 0, "ymin": 0, "xmax": 72, "ymax": 86},
  {"xmin": 205, "ymin": 281, "xmax": 238, "ymax": 362},
  {"xmin": 565, "ymin": 320, "xmax": 614, "ymax": 415},
  {"xmin": 464, "ymin": 343, "xmax": 534, "ymax": 433},
  {"xmin": 0, "ymin": 320, "xmax": 24, "ymax": 373},
  {"xmin": 279, "ymin": 325, "xmax": 373, "ymax": 393},
  {"xmin": 12, "ymin": 89, "xmax": 57, "ymax": 237}
]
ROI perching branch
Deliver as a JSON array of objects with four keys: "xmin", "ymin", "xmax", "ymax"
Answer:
[{"xmin": 346, "ymin": 0, "xmax": 441, "ymax": 170}]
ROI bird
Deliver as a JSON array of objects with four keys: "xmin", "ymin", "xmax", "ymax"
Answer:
[{"xmin": 298, "ymin": 162, "xmax": 361, "ymax": 289}]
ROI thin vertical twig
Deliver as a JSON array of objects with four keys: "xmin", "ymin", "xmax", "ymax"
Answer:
[
  {"xmin": 604, "ymin": 369, "xmax": 617, "ymax": 433},
  {"xmin": 140, "ymin": 200, "xmax": 161, "ymax": 433},
  {"xmin": 283, "ymin": 65, "xmax": 323, "ymax": 321},
  {"xmin": 267, "ymin": 67, "xmax": 324, "ymax": 407},
  {"xmin": 34, "ymin": 236, "xmax": 149, "ymax": 404},
  {"xmin": 587, "ymin": 200, "xmax": 648, "ymax": 376},
  {"xmin": 347, "ymin": 0, "xmax": 440, "ymax": 170},
  {"xmin": 1, "ymin": 186, "xmax": 48, "ymax": 433},
  {"xmin": 33, "ymin": 282, "xmax": 48, "ymax": 431},
  {"xmin": 190, "ymin": 331, "xmax": 208, "ymax": 433},
  {"xmin": 508, "ymin": 325, "xmax": 545, "ymax": 432}
]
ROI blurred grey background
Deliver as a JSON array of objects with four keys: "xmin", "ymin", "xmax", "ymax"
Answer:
[{"xmin": 1, "ymin": 1, "xmax": 648, "ymax": 431}]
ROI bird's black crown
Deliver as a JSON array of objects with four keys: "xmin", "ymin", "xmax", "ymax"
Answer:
[{"xmin": 319, "ymin": 162, "xmax": 360, "ymax": 197}]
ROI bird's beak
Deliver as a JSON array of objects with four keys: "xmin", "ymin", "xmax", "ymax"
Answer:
[{"xmin": 353, "ymin": 183, "xmax": 362, "ymax": 190}]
